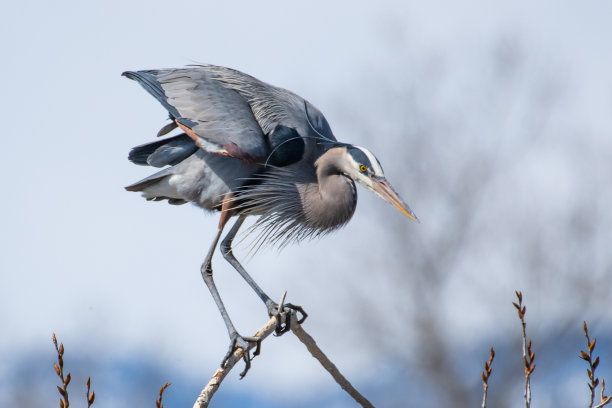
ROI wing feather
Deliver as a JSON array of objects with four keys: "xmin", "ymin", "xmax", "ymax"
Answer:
[
  {"xmin": 123, "ymin": 65, "xmax": 337, "ymax": 165},
  {"xmin": 123, "ymin": 68, "xmax": 267, "ymax": 162}
]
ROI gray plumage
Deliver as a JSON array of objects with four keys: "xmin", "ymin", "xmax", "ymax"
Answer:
[
  {"xmin": 233, "ymin": 150, "xmax": 358, "ymax": 250},
  {"xmin": 124, "ymin": 65, "xmax": 348, "ymax": 241},
  {"xmin": 123, "ymin": 64, "xmax": 417, "ymax": 375},
  {"xmin": 128, "ymin": 134, "xmax": 197, "ymax": 167}
]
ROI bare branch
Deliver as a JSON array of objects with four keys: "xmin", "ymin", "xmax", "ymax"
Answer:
[
  {"xmin": 192, "ymin": 316, "xmax": 279, "ymax": 408},
  {"xmin": 86, "ymin": 376, "xmax": 95, "ymax": 408},
  {"xmin": 581, "ymin": 322, "xmax": 612, "ymax": 408},
  {"xmin": 193, "ymin": 310, "xmax": 374, "ymax": 408},
  {"xmin": 290, "ymin": 312, "xmax": 375, "ymax": 408},
  {"xmin": 53, "ymin": 333, "xmax": 70, "ymax": 408},
  {"xmin": 52, "ymin": 334, "xmax": 96, "ymax": 408},
  {"xmin": 156, "ymin": 382, "xmax": 171, "ymax": 408},
  {"xmin": 514, "ymin": 291, "xmax": 535, "ymax": 408},
  {"xmin": 594, "ymin": 379, "xmax": 612, "ymax": 408},
  {"xmin": 481, "ymin": 347, "xmax": 495, "ymax": 408}
]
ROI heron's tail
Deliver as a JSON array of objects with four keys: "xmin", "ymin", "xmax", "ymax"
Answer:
[
  {"xmin": 124, "ymin": 168, "xmax": 185, "ymax": 205},
  {"xmin": 125, "ymin": 134, "xmax": 197, "ymax": 205},
  {"xmin": 124, "ymin": 170, "xmax": 169, "ymax": 192},
  {"xmin": 128, "ymin": 133, "xmax": 197, "ymax": 167}
]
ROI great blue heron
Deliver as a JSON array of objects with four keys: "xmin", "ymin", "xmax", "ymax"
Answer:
[{"xmin": 123, "ymin": 65, "xmax": 417, "ymax": 375}]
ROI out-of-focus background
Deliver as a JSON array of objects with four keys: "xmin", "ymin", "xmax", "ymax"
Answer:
[{"xmin": 2, "ymin": 1, "xmax": 611, "ymax": 407}]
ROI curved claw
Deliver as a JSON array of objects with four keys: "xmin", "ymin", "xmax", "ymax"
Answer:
[
  {"xmin": 285, "ymin": 303, "xmax": 308, "ymax": 324},
  {"xmin": 270, "ymin": 303, "xmax": 308, "ymax": 336},
  {"xmin": 221, "ymin": 333, "xmax": 261, "ymax": 378},
  {"xmin": 273, "ymin": 310, "xmax": 290, "ymax": 336}
]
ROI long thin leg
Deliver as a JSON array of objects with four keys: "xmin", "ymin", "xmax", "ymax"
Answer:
[
  {"xmin": 200, "ymin": 202, "xmax": 259, "ymax": 376},
  {"xmin": 220, "ymin": 215, "xmax": 274, "ymax": 309},
  {"xmin": 200, "ymin": 226, "xmax": 236, "ymax": 337},
  {"xmin": 220, "ymin": 215, "xmax": 308, "ymax": 334}
]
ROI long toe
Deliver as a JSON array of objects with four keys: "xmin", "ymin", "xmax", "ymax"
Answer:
[
  {"xmin": 272, "ymin": 310, "xmax": 290, "ymax": 336},
  {"xmin": 267, "ymin": 302, "xmax": 308, "ymax": 335},
  {"xmin": 285, "ymin": 303, "xmax": 308, "ymax": 324},
  {"xmin": 221, "ymin": 333, "xmax": 262, "ymax": 378}
]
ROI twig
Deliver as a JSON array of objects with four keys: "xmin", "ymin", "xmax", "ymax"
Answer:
[
  {"xmin": 156, "ymin": 382, "xmax": 171, "ymax": 408},
  {"xmin": 595, "ymin": 381, "xmax": 612, "ymax": 408},
  {"xmin": 52, "ymin": 334, "xmax": 94, "ymax": 408},
  {"xmin": 289, "ymin": 312, "xmax": 375, "ymax": 408},
  {"xmin": 513, "ymin": 291, "xmax": 535, "ymax": 408},
  {"xmin": 580, "ymin": 321, "xmax": 612, "ymax": 408},
  {"xmin": 86, "ymin": 377, "xmax": 95, "ymax": 408},
  {"xmin": 53, "ymin": 333, "xmax": 71, "ymax": 408},
  {"xmin": 481, "ymin": 347, "xmax": 495, "ymax": 408},
  {"xmin": 192, "ymin": 316, "xmax": 279, "ymax": 408},
  {"xmin": 193, "ymin": 308, "xmax": 375, "ymax": 408}
]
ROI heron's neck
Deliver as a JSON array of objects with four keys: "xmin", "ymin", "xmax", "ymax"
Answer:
[{"xmin": 302, "ymin": 161, "xmax": 357, "ymax": 230}]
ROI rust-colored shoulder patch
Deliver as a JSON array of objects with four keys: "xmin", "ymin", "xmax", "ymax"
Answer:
[
  {"xmin": 176, "ymin": 120, "xmax": 199, "ymax": 143},
  {"xmin": 175, "ymin": 119, "xmax": 260, "ymax": 164},
  {"xmin": 223, "ymin": 142, "xmax": 259, "ymax": 165}
]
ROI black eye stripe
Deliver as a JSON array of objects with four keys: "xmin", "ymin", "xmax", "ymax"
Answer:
[{"xmin": 347, "ymin": 147, "xmax": 372, "ymax": 170}]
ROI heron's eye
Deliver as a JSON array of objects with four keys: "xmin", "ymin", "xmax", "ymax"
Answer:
[{"xmin": 359, "ymin": 165, "xmax": 367, "ymax": 173}]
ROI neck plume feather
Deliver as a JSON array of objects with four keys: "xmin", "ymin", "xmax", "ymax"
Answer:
[
  {"xmin": 229, "ymin": 156, "xmax": 357, "ymax": 251},
  {"xmin": 301, "ymin": 160, "xmax": 357, "ymax": 231}
]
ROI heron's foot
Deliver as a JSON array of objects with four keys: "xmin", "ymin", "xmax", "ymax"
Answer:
[
  {"xmin": 267, "ymin": 302, "xmax": 308, "ymax": 336},
  {"xmin": 221, "ymin": 332, "xmax": 261, "ymax": 378}
]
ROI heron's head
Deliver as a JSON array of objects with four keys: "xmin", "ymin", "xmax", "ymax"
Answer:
[{"xmin": 320, "ymin": 145, "xmax": 418, "ymax": 222}]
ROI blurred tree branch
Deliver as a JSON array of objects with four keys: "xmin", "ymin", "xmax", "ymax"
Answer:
[{"xmin": 334, "ymin": 31, "xmax": 612, "ymax": 407}]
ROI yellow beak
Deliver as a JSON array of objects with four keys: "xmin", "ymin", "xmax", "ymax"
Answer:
[{"xmin": 372, "ymin": 178, "xmax": 419, "ymax": 222}]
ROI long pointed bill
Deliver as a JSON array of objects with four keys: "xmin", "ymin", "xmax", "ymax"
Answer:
[{"xmin": 372, "ymin": 178, "xmax": 419, "ymax": 222}]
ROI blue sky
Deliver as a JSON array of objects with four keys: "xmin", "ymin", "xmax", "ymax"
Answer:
[{"xmin": 2, "ymin": 1, "xmax": 612, "ymax": 407}]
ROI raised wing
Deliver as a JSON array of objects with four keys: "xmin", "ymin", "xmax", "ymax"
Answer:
[
  {"xmin": 123, "ymin": 65, "xmax": 337, "ymax": 164},
  {"xmin": 199, "ymin": 65, "xmax": 336, "ymax": 141},
  {"xmin": 123, "ymin": 69, "xmax": 267, "ymax": 163}
]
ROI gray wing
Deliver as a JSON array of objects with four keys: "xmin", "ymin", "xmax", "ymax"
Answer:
[
  {"xmin": 199, "ymin": 65, "xmax": 336, "ymax": 141},
  {"xmin": 123, "ymin": 68, "xmax": 267, "ymax": 163},
  {"xmin": 123, "ymin": 65, "xmax": 336, "ymax": 164}
]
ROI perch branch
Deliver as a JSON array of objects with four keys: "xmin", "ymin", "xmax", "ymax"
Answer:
[
  {"xmin": 192, "ymin": 316, "xmax": 279, "ymax": 408},
  {"xmin": 193, "ymin": 308, "xmax": 374, "ymax": 408},
  {"xmin": 289, "ymin": 312, "xmax": 375, "ymax": 408}
]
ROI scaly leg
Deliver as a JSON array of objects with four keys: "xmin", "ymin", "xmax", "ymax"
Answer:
[
  {"xmin": 200, "ymin": 201, "xmax": 260, "ymax": 377},
  {"xmin": 220, "ymin": 215, "xmax": 308, "ymax": 335}
]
